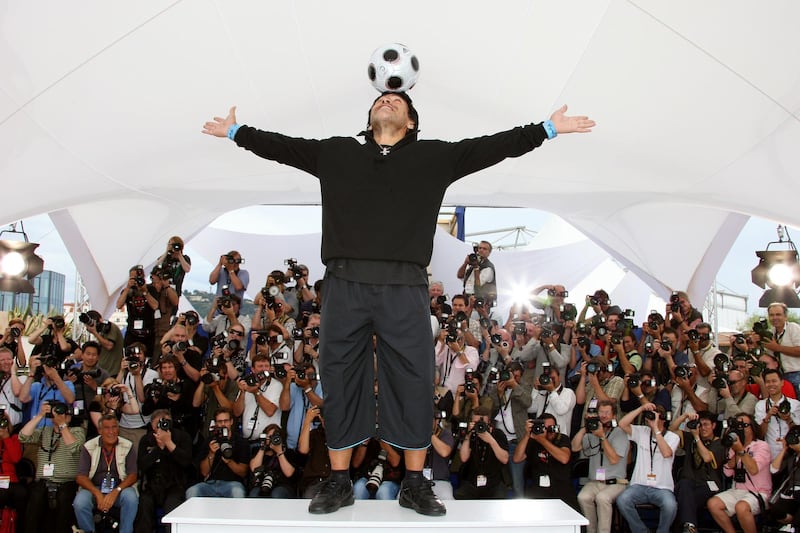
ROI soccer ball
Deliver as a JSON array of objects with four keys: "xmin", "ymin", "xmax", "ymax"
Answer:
[{"xmin": 367, "ymin": 43, "xmax": 419, "ymax": 93}]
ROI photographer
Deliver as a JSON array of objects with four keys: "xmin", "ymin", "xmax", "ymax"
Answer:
[
  {"xmin": 575, "ymin": 356, "xmax": 624, "ymax": 422},
  {"xmin": 572, "ymin": 399, "xmax": 630, "ymax": 533},
  {"xmin": 668, "ymin": 411, "xmax": 725, "ymax": 533},
  {"xmin": 707, "ymin": 368, "xmax": 757, "ymax": 420},
  {"xmin": 606, "ymin": 332, "xmax": 641, "ymax": 377},
  {"xmin": 670, "ymin": 363, "xmax": 710, "ymax": 418},
  {"xmin": 116, "ymin": 265, "xmax": 157, "ymax": 354},
  {"xmin": 204, "ymin": 293, "xmax": 251, "ymax": 339},
  {"xmin": 284, "ymin": 261, "xmax": 315, "ymax": 320},
  {"xmin": 0, "ymin": 347, "xmax": 23, "ymax": 427},
  {"xmin": 67, "ymin": 340, "xmax": 110, "ymax": 413},
  {"xmin": 530, "ymin": 284, "xmax": 569, "ymax": 325},
  {"xmin": 0, "ymin": 409, "xmax": 26, "ymax": 528},
  {"xmin": 513, "ymin": 414, "xmax": 576, "ymax": 508},
  {"xmin": 142, "ymin": 356, "xmax": 194, "ymax": 435},
  {"xmin": 296, "ymin": 404, "xmax": 331, "ymax": 498},
  {"xmin": 477, "ymin": 326, "xmax": 511, "ymax": 388},
  {"xmin": 450, "ymin": 294, "xmax": 481, "ymax": 348},
  {"xmin": 426, "ymin": 411, "xmax": 455, "ymax": 501},
  {"xmin": 158, "ymin": 324, "xmax": 203, "ymax": 383},
  {"xmin": 285, "ymin": 363, "xmax": 323, "ymax": 450},
  {"xmin": 18, "ymin": 354, "xmax": 75, "ymax": 428},
  {"xmin": 762, "ymin": 302, "xmax": 800, "ymax": 398},
  {"xmin": 186, "ymin": 407, "xmax": 249, "ymax": 498},
  {"xmin": 747, "ymin": 351, "xmax": 797, "ymax": 400},
  {"xmin": 457, "ymin": 241, "xmax": 496, "ymax": 306},
  {"xmin": 577, "ymin": 289, "xmax": 612, "ymax": 326},
  {"xmin": 117, "ymin": 343, "xmax": 158, "ymax": 451},
  {"xmin": 620, "ymin": 370, "xmax": 670, "ymax": 417},
  {"xmin": 154, "ymin": 236, "xmax": 192, "ymax": 297},
  {"xmin": 292, "ymin": 313, "xmax": 321, "ymax": 368},
  {"xmin": 209, "ymin": 250, "xmax": 249, "ymax": 301},
  {"xmin": 453, "ymin": 407, "xmax": 509, "ymax": 500},
  {"xmin": 643, "ymin": 328, "xmax": 687, "ymax": 387},
  {"xmin": 232, "ymin": 354, "xmax": 283, "ymax": 452},
  {"xmin": 19, "ymin": 401, "xmax": 85, "ymax": 533},
  {"xmin": 2, "ymin": 318, "xmax": 28, "ymax": 367},
  {"xmin": 88, "ymin": 379, "xmax": 139, "ymax": 440},
  {"xmin": 686, "ymin": 323, "xmax": 723, "ymax": 390},
  {"xmin": 767, "ymin": 429, "xmax": 800, "ymax": 532},
  {"xmin": 666, "ymin": 290, "xmax": 704, "ymax": 333},
  {"xmin": 135, "ymin": 410, "xmax": 192, "ymax": 533},
  {"xmin": 250, "ymin": 324, "xmax": 292, "ymax": 370},
  {"xmin": 148, "ymin": 265, "xmax": 180, "ymax": 350},
  {"xmin": 253, "ymin": 289, "xmax": 295, "ymax": 338},
  {"xmin": 519, "ymin": 323, "xmax": 570, "ymax": 388},
  {"xmin": 28, "ymin": 315, "xmax": 80, "ymax": 362},
  {"xmin": 435, "ymin": 326, "xmax": 479, "ymax": 396},
  {"xmin": 528, "ymin": 362, "xmax": 576, "ymax": 436},
  {"xmin": 352, "ymin": 438, "xmax": 403, "ymax": 500},
  {"xmin": 567, "ymin": 321, "xmax": 601, "ymax": 387},
  {"xmin": 616, "ymin": 403, "xmax": 680, "ymax": 533},
  {"xmin": 80, "ymin": 310, "xmax": 125, "ymax": 377},
  {"xmin": 192, "ymin": 352, "xmax": 238, "ymax": 442},
  {"xmin": 707, "ymin": 413, "xmax": 771, "ymax": 533},
  {"xmin": 755, "ymin": 368, "xmax": 800, "ymax": 459},
  {"xmin": 452, "ymin": 372, "xmax": 493, "ymax": 429},
  {"xmin": 492, "ymin": 361, "xmax": 531, "ymax": 497},
  {"xmin": 298, "ymin": 280, "xmax": 323, "ymax": 325},
  {"xmin": 249, "ymin": 424, "xmax": 297, "ymax": 498}
]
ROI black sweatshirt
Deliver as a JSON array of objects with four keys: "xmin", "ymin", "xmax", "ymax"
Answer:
[{"xmin": 234, "ymin": 123, "xmax": 548, "ymax": 268}]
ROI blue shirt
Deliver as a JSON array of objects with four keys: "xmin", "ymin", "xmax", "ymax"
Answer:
[
  {"xmin": 29, "ymin": 379, "xmax": 76, "ymax": 427},
  {"xmin": 286, "ymin": 381, "xmax": 323, "ymax": 449}
]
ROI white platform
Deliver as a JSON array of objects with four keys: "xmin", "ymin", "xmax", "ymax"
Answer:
[{"xmin": 164, "ymin": 497, "xmax": 588, "ymax": 533}]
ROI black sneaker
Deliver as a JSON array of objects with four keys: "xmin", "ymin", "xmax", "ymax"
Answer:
[
  {"xmin": 398, "ymin": 479, "xmax": 446, "ymax": 516},
  {"xmin": 308, "ymin": 478, "xmax": 354, "ymax": 514}
]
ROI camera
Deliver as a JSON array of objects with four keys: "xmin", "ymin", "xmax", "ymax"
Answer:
[
  {"xmin": 685, "ymin": 419, "xmax": 699, "ymax": 430},
  {"xmin": 285, "ymin": 258, "xmax": 304, "ymax": 280},
  {"xmin": 365, "ymin": 449, "xmax": 389, "ymax": 496},
  {"xmin": 292, "ymin": 327, "xmax": 304, "ymax": 341},
  {"xmin": 778, "ymin": 399, "xmax": 792, "ymax": 415},
  {"xmin": 585, "ymin": 417, "xmax": 601, "ymax": 432},
  {"xmin": 499, "ymin": 369, "xmax": 511, "ymax": 382},
  {"xmin": 512, "ymin": 321, "xmax": 526, "ymax": 336},
  {"xmin": 686, "ymin": 329, "xmax": 699, "ymax": 342},
  {"xmin": 721, "ymin": 429, "xmax": 739, "ymax": 448},
  {"xmin": 487, "ymin": 367, "xmax": 499, "ymax": 384},
  {"xmin": 8, "ymin": 327, "xmax": 20, "ymax": 339},
  {"xmin": 712, "ymin": 375, "xmax": 729, "ymax": 390},
  {"xmin": 52, "ymin": 317, "xmax": 66, "ymax": 329},
  {"xmin": 218, "ymin": 295, "xmax": 232, "ymax": 310},
  {"xmin": 669, "ymin": 292, "xmax": 680, "ymax": 312},
  {"xmin": 642, "ymin": 410, "xmax": 657, "ymax": 421},
  {"xmin": 244, "ymin": 371, "xmax": 268, "ymax": 388},
  {"xmin": 627, "ymin": 373, "xmax": 641, "ymax": 389},
  {"xmin": 560, "ymin": 303, "xmax": 577, "ymax": 322},
  {"xmin": 752, "ymin": 318, "xmax": 770, "ymax": 336},
  {"xmin": 184, "ymin": 311, "xmax": 199, "ymax": 326},
  {"xmin": 445, "ymin": 325, "xmax": 459, "ymax": 344},
  {"xmin": 531, "ymin": 419, "xmax": 546, "ymax": 435},
  {"xmin": 97, "ymin": 386, "xmax": 122, "ymax": 397},
  {"xmin": 660, "ymin": 339, "xmax": 672, "ymax": 351},
  {"xmin": 748, "ymin": 360, "xmax": 766, "ymax": 377},
  {"xmin": 490, "ymin": 333, "xmax": 503, "ymax": 345},
  {"xmin": 264, "ymin": 433, "xmax": 282, "ymax": 447},
  {"xmin": 538, "ymin": 362, "xmax": 551, "ymax": 386},
  {"xmin": 596, "ymin": 325, "xmax": 608, "ymax": 337},
  {"xmin": 474, "ymin": 297, "xmax": 485, "ymax": 308},
  {"xmin": 210, "ymin": 426, "xmax": 233, "ymax": 459},
  {"xmin": 225, "ymin": 254, "xmax": 244, "ymax": 265},
  {"xmin": 253, "ymin": 468, "xmax": 276, "ymax": 496},
  {"xmin": 157, "ymin": 417, "xmax": 172, "ymax": 431},
  {"xmin": 577, "ymin": 336, "xmax": 592, "ymax": 350},
  {"xmin": 45, "ymin": 401, "xmax": 68, "ymax": 418},
  {"xmin": 786, "ymin": 425, "xmax": 800, "ymax": 446},
  {"xmin": 674, "ymin": 365, "xmax": 691, "ymax": 379},
  {"xmin": 473, "ymin": 420, "xmax": 489, "ymax": 434},
  {"xmin": 610, "ymin": 334, "xmax": 622, "ymax": 345},
  {"xmin": 586, "ymin": 362, "xmax": 599, "ymax": 374},
  {"xmin": 173, "ymin": 340, "xmax": 189, "ymax": 352},
  {"xmin": 713, "ymin": 353, "xmax": 730, "ymax": 372}
]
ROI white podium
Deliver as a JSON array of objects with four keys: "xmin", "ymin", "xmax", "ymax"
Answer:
[{"xmin": 164, "ymin": 497, "xmax": 588, "ymax": 533}]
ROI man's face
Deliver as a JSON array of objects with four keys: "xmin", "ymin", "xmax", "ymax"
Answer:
[
  {"xmin": 605, "ymin": 314, "xmax": 620, "ymax": 331},
  {"xmin": 307, "ymin": 315, "xmax": 321, "ymax": 329},
  {"xmin": 764, "ymin": 372, "xmax": 782, "ymax": 397},
  {"xmin": 100, "ymin": 419, "xmax": 120, "ymax": 447},
  {"xmin": 768, "ymin": 306, "xmax": 787, "ymax": 329},
  {"xmin": 543, "ymin": 418, "xmax": 558, "ymax": 441},
  {"xmin": 663, "ymin": 332, "xmax": 678, "ymax": 347},
  {"xmin": 83, "ymin": 347, "xmax": 99, "ymax": 368},
  {"xmin": 679, "ymin": 296, "xmax": 691, "ymax": 315},
  {"xmin": 171, "ymin": 327, "xmax": 188, "ymax": 343},
  {"xmin": 476, "ymin": 242, "xmax": 491, "ymax": 259},
  {"xmin": 697, "ymin": 418, "xmax": 715, "ymax": 440},
  {"xmin": 697, "ymin": 326, "xmax": 712, "ymax": 349},
  {"xmin": 160, "ymin": 362, "xmax": 177, "ymax": 381},
  {"xmin": 597, "ymin": 405, "xmax": 614, "ymax": 424},
  {"xmin": 759, "ymin": 354, "xmax": 779, "ymax": 370},
  {"xmin": 226, "ymin": 253, "xmax": 242, "ymax": 271},
  {"xmin": 0, "ymin": 352, "xmax": 12, "ymax": 372},
  {"xmin": 429, "ymin": 284, "xmax": 444, "ymax": 298},
  {"xmin": 736, "ymin": 415, "xmax": 754, "ymax": 442},
  {"xmin": 227, "ymin": 327, "xmax": 245, "ymax": 342},
  {"xmin": 451, "ymin": 298, "xmax": 467, "ymax": 313},
  {"xmin": 622, "ymin": 335, "xmax": 635, "ymax": 352},
  {"xmin": 369, "ymin": 93, "xmax": 414, "ymax": 131},
  {"xmin": 253, "ymin": 360, "xmax": 270, "ymax": 374},
  {"xmin": 727, "ymin": 370, "xmax": 746, "ymax": 396},
  {"xmin": 214, "ymin": 413, "xmax": 234, "ymax": 431}
]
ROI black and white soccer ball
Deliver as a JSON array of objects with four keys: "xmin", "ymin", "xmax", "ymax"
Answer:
[{"xmin": 367, "ymin": 43, "xmax": 419, "ymax": 93}]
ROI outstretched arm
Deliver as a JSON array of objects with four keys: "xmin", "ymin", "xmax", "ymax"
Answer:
[
  {"xmin": 203, "ymin": 106, "xmax": 237, "ymax": 137},
  {"xmin": 549, "ymin": 105, "xmax": 595, "ymax": 134}
]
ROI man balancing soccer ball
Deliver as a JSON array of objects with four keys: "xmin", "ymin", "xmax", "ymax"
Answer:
[{"xmin": 202, "ymin": 43, "xmax": 594, "ymax": 516}]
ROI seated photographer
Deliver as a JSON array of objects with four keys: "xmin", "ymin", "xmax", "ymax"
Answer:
[
  {"xmin": 0, "ymin": 347, "xmax": 24, "ymax": 427},
  {"xmin": 285, "ymin": 363, "xmax": 323, "ymax": 450},
  {"xmin": 136, "ymin": 409, "xmax": 193, "ymax": 533},
  {"xmin": 707, "ymin": 412, "xmax": 771, "ymax": 533},
  {"xmin": 88, "ymin": 379, "xmax": 139, "ymax": 440},
  {"xmin": 186, "ymin": 407, "xmax": 249, "ymax": 498},
  {"xmin": 512, "ymin": 414, "xmax": 576, "ymax": 509},
  {"xmin": 154, "ymin": 235, "xmax": 192, "ymax": 297},
  {"xmin": 232, "ymin": 354, "xmax": 283, "ymax": 453},
  {"xmin": 669, "ymin": 411, "xmax": 725, "ymax": 533},
  {"xmin": 435, "ymin": 327, "xmax": 479, "ymax": 396},
  {"xmin": 575, "ymin": 356, "xmax": 624, "ymax": 422},
  {"xmin": 18, "ymin": 354, "xmax": 76, "ymax": 428},
  {"xmin": 528, "ymin": 361, "xmax": 576, "ymax": 436},
  {"xmin": 352, "ymin": 437, "xmax": 404, "ymax": 500},
  {"xmin": 116, "ymin": 265, "xmax": 157, "ymax": 354},
  {"xmin": 616, "ymin": 403, "xmax": 680, "ymax": 533},
  {"xmin": 706, "ymin": 368, "xmax": 757, "ymax": 420},
  {"xmin": 453, "ymin": 407, "xmax": 509, "ymax": 500},
  {"xmin": 158, "ymin": 324, "xmax": 203, "ymax": 383},
  {"xmin": 426, "ymin": 411, "xmax": 455, "ymax": 501},
  {"xmin": 670, "ymin": 363, "xmax": 710, "ymax": 418},
  {"xmin": 755, "ymin": 368, "xmax": 800, "ymax": 459},
  {"xmin": 67, "ymin": 340, "xmax": 110, "ymax": 412},
  {"xmin": 571, "ymin": 399, "xmax": 630, "ymax": 533},
  {"xmin": 19, "ymin": 400, "xmax": 86, "ymax": 533},
  {"xmin": 192, "ymin": 352, "xmax": 238, "ymax": 442},
  {"xmin": 766, "ymin": 427, "xmax": 800, "ymax": 532},
  {"xmin": 117, "ymin": 343, "xmax": 159, "ymax": 451},
  {"xmin": 296, "ymin": 404, "xmax": 331, "ymax": 498},
  {"xmin": 0, "ymin": 410, "xmax": 26, "ymax": 528},
  {"xmin": 2, "ymin": 318, "xmax": 28, "ymax": 367},
  {"xmin": 79, "ymin": 310, "xmax": 125, "ymax": 377},
  {"xmin": 203, "ymin": 293, "xmax": 251, "ymax": 338},
  {"xmin": 492, "ymin": 361, "xmax": 532, "ymax": 497},
  {"xmin": 28, "ymin": 315, "xmax": 80, "ymax": 362},
  {"xmin": 142, "ymin": 356, "xmax": 194, "ymax": 435},
  {"xmin": 620, "ymin": 371, "xmax": 670, "ymax": 417},
  {"xmin": 209, "ymin": 250, "xmax": 249, "ymax": 301},
  {"xmin": 249, "ymin": 424, "xmax": 298, "ymax": 498},
  {"xmin": 292, "ymin": 313, "xmax": 321, "ymax": 368},
  {"xmin": 74, "ymin": 414, "xmax": 139, "ymax": 533}
]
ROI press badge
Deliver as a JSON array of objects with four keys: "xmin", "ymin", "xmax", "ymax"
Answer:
[
  {"xmin": 0, "ymin": 476, "xmax": 9, "ymax": 489},
  {"xmin": 100, "ymin": 472, "xmax": 116, "ymax": 494},
  {"xmin": 42, "ymin": 463, "xmax": 55, "ymax": 477},
  {"xmin": 707, "ymin": 480, "xmax": 719, "ymax": 492},
  {"xmin": 154, "ymin": 310, "xmax": 162, "ymax": 320},
  {"xmin": 133, "ymin": 320, "xmax": 144, "ymax": 331},
  {"xmin": 422, "ymin": 468, "xmax": 433, "ymax": 481},
  {"xmin": 595, "ymin": 468, "xmax": 606, "ymax": 481},
  {"xmin": 539, "ymin": 475, "xmax": 551, "ymax": 488},
  {"xmin": 646, "ymin": 473, "xmax": 657, "ymax": 486},
  {"xmin": 246, "ymin": 419, "xmax": 257, "ymax": 431},
  {"xmin": 476, "ymin": 474, "xmax": 487, "ymax": 487}
]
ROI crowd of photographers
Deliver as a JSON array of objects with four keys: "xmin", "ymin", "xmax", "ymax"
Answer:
[{"xmin": 0, "ymin": 236, "xmax": 798, "ymax": 533}]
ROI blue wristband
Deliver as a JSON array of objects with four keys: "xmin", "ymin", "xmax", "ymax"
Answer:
[
  {"xmin": 227, "ymin": 124, "xmax": 241, "ymax": 141},
  {"xmin": 543, "ymin": 120, "xmax": 557, "ymax": 140}
]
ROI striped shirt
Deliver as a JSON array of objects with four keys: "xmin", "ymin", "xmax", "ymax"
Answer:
[{"xmin": 19, "ymin": 425, "xmax": 86, "ymax": 483}]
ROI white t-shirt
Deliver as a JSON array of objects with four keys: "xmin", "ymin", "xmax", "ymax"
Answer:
[
  {"xmin": 240, "ymin": 378, "xmax": 282, "ymax": 441},
  {"xmin": 628, "ymin": 425, "xmax": 680, "ymax": 490},
  {"xmin": 773, "ymin": 321, "xmax": 800, "ymax": 373}
]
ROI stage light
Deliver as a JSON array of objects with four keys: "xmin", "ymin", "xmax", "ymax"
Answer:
[
  {"xmin": 751, "ymin": 225, "xmax": 800, "ymax": 308},
  {"xmin": 0, "ymin": 222, "xmax": 45, "ymax": 294}
]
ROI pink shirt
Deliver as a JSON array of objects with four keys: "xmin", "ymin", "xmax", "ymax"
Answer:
[{"xmin": 723, "ymin": 439, "xmax": 772, "ymax": 496}]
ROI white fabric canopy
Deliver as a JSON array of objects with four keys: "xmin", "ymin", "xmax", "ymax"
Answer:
[{"xmin": 2, "ymin": 1, "xmax": 798, "ymax": 313}]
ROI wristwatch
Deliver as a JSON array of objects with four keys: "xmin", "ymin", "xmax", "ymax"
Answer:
[{"xmin": 115, "ymin": 486, "xmax": 122, "ymax": 492}]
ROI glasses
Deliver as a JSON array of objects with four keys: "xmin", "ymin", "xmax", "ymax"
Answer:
[
  {"xmin": 737, "ymin": 421, "xmax": 751, "ymax": 428},
  {"xmin": 228, "ymin": 330, "xmax": 244, "ymax": 336}
]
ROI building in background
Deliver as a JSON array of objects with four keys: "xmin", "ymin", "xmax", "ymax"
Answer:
[{"xmin": 0, "ymin": 269, "xmax": 66, "ymax": 314}]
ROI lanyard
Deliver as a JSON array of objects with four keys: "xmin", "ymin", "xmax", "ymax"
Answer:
[
  {"xmin": 103, "ymin": 446, "xmax": 116, "ymax": 474},
  {"xmin": 38, "ymin": 383, "xmax": 57, "ymax": 403}
]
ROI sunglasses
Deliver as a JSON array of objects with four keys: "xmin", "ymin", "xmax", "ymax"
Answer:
[{"xmin": 228, "ymin": 330, "xmax": 244, "ymax": 336}]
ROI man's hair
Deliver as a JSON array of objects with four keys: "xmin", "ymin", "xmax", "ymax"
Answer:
[
  {"xmin": 661, "ymin": 327, "xmax": 678, "ymax": 338},
  {"xmin": 366, "ymin": 91, "xmax": 419, "ymax": 135},
  {"xmin": 480, "ymin": 240, "xmax": 493, "ymax": 253},
  {"xmin": 451, "ymin": 294, "xmax": 467, "ymax": 306},
  {"xmin": 214, "ymin": 406, "xmax": 234, "ymax": 421},
  {"xmin": 598, "ymin": 399, "xmax": 618, "ymax": 415},
  {"xmin": 539, "ymin": 413, "xmax": 557, "ymax": 424},
  {"xmin": 0, "ymin": 347, "xmax": 12, "ymax": 360},
  {"xmin": 697, "ymin": 410, "xmax": 716, "ymax": 424},
  {"xmin": 99, "ymin": 413, "xmax": 119, "ymax": 426},
  {"xmin": 768, "ymin": 302, "xmax": 788, "ymax": 315},
  {"xmin": 590, "ymin": 356, "xmax": 611, "ymax": 369},
  {"xmin": 507, "ymin": 361, "xmax": 523, "ymax": 374},
  {"xmin": 228, "ymin": 293, "xmax": 242, "ymax": 305},
  {"xmin": 697, "ymin": 322, "xmax": 713, "ymax": 331},
  {"xmin": 430, "ymin": 280, "xmax": 444, "ymax": 289},
  {"xmin": 157, "ymin": 354, "xmax": 179, "ymax": 369},
  {"xmin": 762, "ymin": 368, "xmax": 782, "ymax": 381},
  {"xmin": 251, "ymin": 353, "xmax": 270, "ymax": 365},
  {"xmin": 8, "ymin": 318, "xmax": 25, "ymax": 328},
  {"xmin": 151, "ymin": 408, "xmax": 171, "ymax": 421},
  {"xmin": 81, "ymin": 340, "xmax": 101, "ymax": 353},
  {"xmin": 473, "ymin": 406, "xmax": 491, "ymax": 418}
]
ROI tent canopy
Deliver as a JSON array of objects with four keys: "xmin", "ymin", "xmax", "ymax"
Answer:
[{"xmin": 2, "ymin": 1, "xmax": 798, "ymax": 313}]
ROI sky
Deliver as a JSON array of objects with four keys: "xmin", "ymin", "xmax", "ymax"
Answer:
[{"xmin": 6, "ymin": 207, "xmax": 798, "ymax": 318}]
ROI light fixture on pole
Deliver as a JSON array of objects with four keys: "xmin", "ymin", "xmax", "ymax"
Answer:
[
  {"xmin": 751, "ymin": 224, "xmax": 800, "ymax": 308},
  {"xmin": 0, "ymin": 222, "xmax": 45, "ymax": 294}
]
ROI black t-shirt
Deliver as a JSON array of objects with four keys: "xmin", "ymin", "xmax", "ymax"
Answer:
[
  {"xmin": 524, "ymin": 433, "xmax": 571, "ymax": 485},
  {"xmin": 679, "ymin": 433, "xmax": 725, "ymax": 486},
  {"xmin": 124, "ymin": 286, "xmax": 156, "ymax": 341},
  {"xmin": 159, "ymin": 254, "xmax": 191, "ymax": 298},
  {"xmin": 460, "ymin": 428, "xmax": 509, "ymax": 488},
  {"xmin": 193, "ymin": 434, "xmax": 249, "ymax": 484},
  {"xmin": 31, "ymin": 333, "xmax": 78, "ymax": 360}
]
